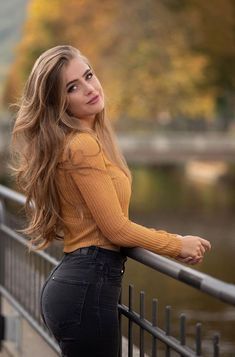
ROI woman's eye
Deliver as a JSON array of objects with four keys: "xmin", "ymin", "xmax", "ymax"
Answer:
[
  {"xmin": 67, "ymin": 72, "xmax": 94, "ymax": 93},
  {"xmin": 68, "ymin": 85, "xmax": 78, "ymax": 93},
  {"xmin": 86, "ymin": 71, "xmax": 93, "ymax": 79}
]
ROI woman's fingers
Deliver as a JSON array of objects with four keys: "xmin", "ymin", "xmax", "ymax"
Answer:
[
  {"xmin": 196, "ymin": 238, "xmax": 211, "ymax": 256},
  {"xmin": 195, "ymin": 243, "xmax": 205, "ymax": 257},
  {"xmin": 199, "ymin": 244, "xmax": 206, "ymax": 255},
  {"xmin": 199, "ymin": 238, "xmax": 211, "ymax": 251},
  {"xmin": 176, "ymin": 256, "xmax": 203, "ymax": 265},
  {"xmin": 176, "ymin": 256, "xmax": 192, "ymax": 263}
]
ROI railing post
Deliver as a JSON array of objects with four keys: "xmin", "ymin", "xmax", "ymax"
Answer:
[
  {"xmin": 128, "ymin": 284, "xmax": 134, "ymax": 357},
  {"xmin": 0, "ymin": 198, "xmax": 6, "ymax": 351},
  {"xmin": 196, "ymin": 323, "xmax": 202, "ymax": 356},
  {"xmin": 213, "ymin": 333, "xmax": 220, "ymax": 357},
  {"xmin": 165, "ymin": 305, "xmax": 171, "ymax": 357},
  {"xmin": 0, "ymin": 199, "xmax": 6, "ymax": 226},
  {"xmin": 139, "ymin": 291, "xmax": 145, "ymax": 357},
  {"xmin": 152, "ymin": 298, "xmax": 158, "ymax": 357}
]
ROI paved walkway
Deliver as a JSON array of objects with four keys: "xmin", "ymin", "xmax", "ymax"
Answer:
[{"xmin": 0, "ymin": 297, "xmax": 58, "ymax": 357}]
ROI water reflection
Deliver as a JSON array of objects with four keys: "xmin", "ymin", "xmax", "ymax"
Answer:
[{"xmin": 122, "ymin": 162, "xmax": 235, "ymax": 355}]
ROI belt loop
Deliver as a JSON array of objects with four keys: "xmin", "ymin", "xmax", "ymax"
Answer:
[{"xmin": 91, "ymin": 245, "xmax": 99, "ymax": 259}]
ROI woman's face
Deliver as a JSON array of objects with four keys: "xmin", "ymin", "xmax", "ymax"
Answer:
[{"xmin": 63, "ymin": 56, "xmax": 104, "ymax": 127}]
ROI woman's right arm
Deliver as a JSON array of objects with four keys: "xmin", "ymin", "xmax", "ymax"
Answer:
[{"xmin": 63, "ymin": 133, "xmax": 211, "ymax": 262}]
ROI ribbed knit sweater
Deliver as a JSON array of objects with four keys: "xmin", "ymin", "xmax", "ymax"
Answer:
[{"xmin": 56, "ymin": 132, "xmax": 182, "ymax": 258}]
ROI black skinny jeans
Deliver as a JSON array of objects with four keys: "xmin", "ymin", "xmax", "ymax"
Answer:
[{"xmin": 40, "ymin": 246, "xmax": 127, "ymax": 357}]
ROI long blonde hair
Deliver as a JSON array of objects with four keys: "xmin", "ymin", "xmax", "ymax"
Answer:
[{"xmin": 10, "ymin": 45, "xmax": 132, "ymax": 251}]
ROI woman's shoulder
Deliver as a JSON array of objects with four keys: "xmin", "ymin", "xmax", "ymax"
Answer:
[
  {"xmin": 69, "ymin": 131, "xmax": 101, "ymax": 153},
  {"xmin": 61, "ymin": 131, "xmax": 102, "ymax": 163}
]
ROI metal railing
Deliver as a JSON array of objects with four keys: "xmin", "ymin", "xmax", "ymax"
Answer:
[
  {"xmin": 117, "ymin": 249, "xmax": 235, "ymax": 356},
  {"xmin": 0, "ymin": 184, "xmax": 235, "ymax": 356}
]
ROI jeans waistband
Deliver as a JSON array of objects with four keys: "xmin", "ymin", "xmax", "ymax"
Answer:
[{"xmin": 65, "ymin": 245, "xmax": 127, "ymax": 262}]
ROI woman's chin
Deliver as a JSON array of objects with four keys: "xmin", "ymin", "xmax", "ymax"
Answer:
[{"xmin": 95, "ymin": 103, "xmax": 105, "ymax": 113}]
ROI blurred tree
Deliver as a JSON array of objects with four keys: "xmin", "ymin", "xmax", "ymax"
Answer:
[
  {"xmin": 3, "ymin": 0, "xmax": 217, "ymax": 123},
  {"xmin": 164, "ymin": 0, "xmax": 235, "ymax": 128},
  {"xmin": 191, "ymin": 0, "xmax": 235, "ymax": 129}
]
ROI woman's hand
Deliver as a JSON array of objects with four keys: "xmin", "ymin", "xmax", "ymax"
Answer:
[{"xmin": 175, "ymin": 235, "xmax": 211, "ymax": 265}]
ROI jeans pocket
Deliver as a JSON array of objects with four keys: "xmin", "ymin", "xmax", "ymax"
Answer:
[{"xmin": 42, "ymin": 277, "xmax": 89, "ymax": 329}]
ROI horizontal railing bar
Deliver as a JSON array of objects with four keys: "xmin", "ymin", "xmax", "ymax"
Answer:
[
  {"xmin": 123, "ymin": 247, "xmax": 235, "ymax": 306},
  {"xmin": 0, "ymin": 224, "xmax": 59, "ymax": 266},
  {"xmin": 0, "ymin": 185, "xmax": 25, "ymax": 205},
  {"xmin": 0, "ymin": 286, "xmax": 60, "ymax": 355},
  {"xmin": 119, "ymin": 304, "xmax": 196, "ymax": 356}
]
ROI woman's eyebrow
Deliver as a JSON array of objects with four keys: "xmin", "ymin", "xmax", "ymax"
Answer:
[{"xmin": 66, "ymin": 68, "xmax": 91, "ymax": 88}]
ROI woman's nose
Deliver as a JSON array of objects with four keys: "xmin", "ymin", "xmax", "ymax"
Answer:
[{"xmin": 83, "ymin": 81, "xmax": 95, "ymax": 94}]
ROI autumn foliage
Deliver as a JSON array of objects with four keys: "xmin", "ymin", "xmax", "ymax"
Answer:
[{"xmin": 4, "ymin": 0, "xmax": 235, "ymax": 123}]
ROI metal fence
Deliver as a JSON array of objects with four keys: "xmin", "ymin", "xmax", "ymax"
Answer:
[{"xmin": 0, "ymin": 184, "xmax": 235, "ymax": 356}]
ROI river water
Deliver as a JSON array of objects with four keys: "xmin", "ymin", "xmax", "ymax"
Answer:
[{"xmin": 121, "ymin": 162, "xmax": 235, "ymax": 356}]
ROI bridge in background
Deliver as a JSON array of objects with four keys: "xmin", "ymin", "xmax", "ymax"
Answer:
[
  {"xmin": 1, "ymin": 126, "xmax": 235, "ymax": 165},
  {"xmin": 117, "ymin": 132, "xmax": 235, "ymax": 164}
]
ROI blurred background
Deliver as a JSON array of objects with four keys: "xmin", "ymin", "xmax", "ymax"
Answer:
[{"xmin": 0, "ymin": 0, "xmax": 235, "ymax": 355}]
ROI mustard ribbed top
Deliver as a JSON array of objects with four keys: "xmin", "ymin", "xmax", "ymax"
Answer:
[{"xmin": 56, "ymin": 132, "xmax": 182, "ymax": 258}]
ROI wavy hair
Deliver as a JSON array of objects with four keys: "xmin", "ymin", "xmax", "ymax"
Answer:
[{"xmin": 10, "ymin": 45, "xmax": 132, "ymax": 251}]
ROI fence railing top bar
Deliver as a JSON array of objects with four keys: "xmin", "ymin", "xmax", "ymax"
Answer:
[
  {"xmin": 0, "ymin": 184, "xmax": 25, "ymax": 205},
  {"xmin": 124, "ymin": 247, "xmax": 235, "ymax": 306}
]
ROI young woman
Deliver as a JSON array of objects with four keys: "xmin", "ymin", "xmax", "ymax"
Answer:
[{"xmin": 11, "ymin": 45, "xmax": 211, "ymax": 357}]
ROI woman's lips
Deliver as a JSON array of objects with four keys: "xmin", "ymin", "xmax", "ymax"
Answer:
[{"xmin": 87, "ymin": 95, "xmax": 100, "ymax": 104}]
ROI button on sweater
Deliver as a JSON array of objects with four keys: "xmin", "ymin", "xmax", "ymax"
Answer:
[{"xmin": 57, "ymin": 132, "xmax": 182, "ymax": 257}]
